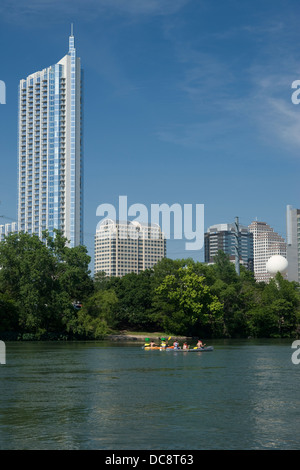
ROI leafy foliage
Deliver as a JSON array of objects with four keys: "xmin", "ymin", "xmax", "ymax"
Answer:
[
  {"xmin": 154, "ymin": 266, "xmax": 223, "ymax": 336},
  {"xmin": 0, "ymin": 230, "xmax": 92, "ymax": 338},
  {"xmin": 0, "ymin": 233, "xmax": 299, "ymax": 340}
]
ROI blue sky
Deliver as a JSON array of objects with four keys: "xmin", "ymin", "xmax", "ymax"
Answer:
[{"xmin": 0, "ymin": 0, "xmax": 299, "ymax": 269}]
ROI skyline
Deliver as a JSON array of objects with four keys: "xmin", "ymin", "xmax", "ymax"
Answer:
[{"xmin": 0, "ymin": 0, "xmax": 299, "ymax": 269}]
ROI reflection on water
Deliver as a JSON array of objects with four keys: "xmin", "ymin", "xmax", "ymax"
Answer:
[{"xmin": 0, "ymin": 339, "xmax": 299, "ymax": 449}]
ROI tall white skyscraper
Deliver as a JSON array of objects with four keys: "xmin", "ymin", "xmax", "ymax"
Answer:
[
  {"xmin": 248, "ymin": 221, "xmax": 286, "ymax": 283},
  {"xmin": 18, "ymin": 27, "xmax": 83, "ymax": 247}
]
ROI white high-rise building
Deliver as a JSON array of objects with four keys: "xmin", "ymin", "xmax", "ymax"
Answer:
[
  {"xmin": 94, "ymin": 219, "xmax": 166, "ymax": 277},
  {"xmin": 0, "ymin": 223, "xmax": 18, "ymax": 243},
  {"xmin": 286, "ymin": 205, "xmax": 300, "ymax": 283},
  {"xmin": 248, "ymin": 221, "xmax": 287, "ymax": 283},
  {"xmin": 18, "ymin": 27, "xmax": 83, "ymax": 247}
]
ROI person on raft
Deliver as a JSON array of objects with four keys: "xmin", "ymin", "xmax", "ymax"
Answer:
[{"xmin": 196, "ymin": 339, "xmax": 205, "ymax": 348}]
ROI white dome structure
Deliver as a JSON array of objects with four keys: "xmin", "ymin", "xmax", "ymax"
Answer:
[{"xmin": 266, "ymin": 255, "xmax": 288, "ymax": 275}]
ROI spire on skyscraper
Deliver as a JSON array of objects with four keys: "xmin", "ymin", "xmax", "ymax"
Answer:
[{"xmin": 69, "ymin": 23, "xmax": 75, "ymax": 53}]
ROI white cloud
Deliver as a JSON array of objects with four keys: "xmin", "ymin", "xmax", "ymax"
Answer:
[
  {"xmin": 157, "ymin": 119, "xmax": 236, "ymax": 150},
  {"xmin": 255, "ymin": 97, "xmax": 300, "ymax": 149},
  {"xmin": 0, "ymin": 0, "xmax": 189, "ymax": 25},
  {"xmin": 156, "ymin": 67, "xmax": 300, "ymax": 157},
  {"xmin": 154, "ymin": 14, "xmax": 300, "ymax": 158}
]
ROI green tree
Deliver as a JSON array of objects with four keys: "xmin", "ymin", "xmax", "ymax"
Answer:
[
  {"xmin": 155, "ymin": 266, "xmax": 223, "ymax": 336},
  {"xmin": 0, "ymin": 232, "xmax": 60, "ymax": 335},
  {"xmin": 0, "ymin": 230, "xmax": 93, "ymax": 337},
  {"xmin": 76, "ymin": 289, "xmax": 119, "ymax": 338},
  {"xmin": 209, "ymin": 252, "xmax": 261, "ymax": 337},
  {"xmin": 247, "ymin": 273, "xmax": 300, "ymax": 337},
  {"xmin": 0, "ymin": 293, "xmax": 19, "ymax": 333},
  {"xmin": 94, "ymin": 270, "xmax": 111, "ymax": 291},
  {"xmin": 107, "ymin": 270, "xmax": 156, "ymax": 330},
  {"xmin": 152, "ymin": 257, "xmax": 188, "ymax": 287},
  {"xmin": 212, "ymin": 250, "xmax": 238, "ymax": 284},
  {"xmin": 44, "ymin": 230, "xmax": 93, "ymax": 302}
]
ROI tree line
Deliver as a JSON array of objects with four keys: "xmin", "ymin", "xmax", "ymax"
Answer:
[{"xmin": 0, "ymin": 230, "xmax": 299, "ymax": 340}]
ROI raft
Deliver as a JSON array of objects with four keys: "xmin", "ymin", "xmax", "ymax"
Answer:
[
  {"xmin": 143, "ymin": 346, "xmax": 213, "ymax": 352},
  {"xmin": 165, "ymin": 346, "xmax": 213, "ymax": 352}
]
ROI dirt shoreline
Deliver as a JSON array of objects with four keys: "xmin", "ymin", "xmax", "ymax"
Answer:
[{"xmin": 107, "ymin": 333, "xmax": 194, "ymax": 342}]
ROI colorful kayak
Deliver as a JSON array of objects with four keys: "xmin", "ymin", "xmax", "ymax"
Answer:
[
  {"xmin": 143, "ymin": 346, "xmax": 213, "ymax": 352},
  {"xmin": 165, "ymin": 346, "xmax": 213, "ymax": 352}
]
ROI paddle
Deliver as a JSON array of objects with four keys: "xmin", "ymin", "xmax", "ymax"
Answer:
[
  {"xmin": 158, "ymin": 336, "xmax": 171, "ymax": 342},
  {"xmin": 158, "ymin": 336, "xmax": 172, "ymax": 349}
]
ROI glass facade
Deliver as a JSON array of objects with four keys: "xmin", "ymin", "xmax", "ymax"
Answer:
[
  {"xmin": 17, "ymin": 31, "xmax": 83, "ymax": 247},
  {"xmin": 69, "ymin": 34, "xmax": 76, "ymax": 247},
  {"xmin": 204, "ymin": 223, "xmax": 254, "ymax": 271}
]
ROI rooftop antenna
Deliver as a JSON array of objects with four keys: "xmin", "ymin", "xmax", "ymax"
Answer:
[{"xmin": 69, "ymin": 23, "xmax": 75, "ymax": 53}]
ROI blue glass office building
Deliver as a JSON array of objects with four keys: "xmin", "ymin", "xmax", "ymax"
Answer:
[
  {"xmin": 204, "ymin": 223, "xmax": 254, "ymax": 271},
  {"xmin": 18, "ymin": 30, "xmax": 83, "ymax": 247}
]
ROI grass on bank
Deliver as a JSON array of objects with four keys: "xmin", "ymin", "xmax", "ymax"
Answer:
[{"xmin": 110, "ymin": 330, "xmax": 194, "ymax": 340}]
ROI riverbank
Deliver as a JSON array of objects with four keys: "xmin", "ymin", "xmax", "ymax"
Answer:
[
  {"xmin": 107, "ymin": 331, "xmax": 194, "ymax": 342},
  {"xmin": 0, "ymin": 330, "xmax": 195, "ymax": 342}
]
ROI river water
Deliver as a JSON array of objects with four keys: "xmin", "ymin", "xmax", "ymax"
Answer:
[{"xmin": 0, "ymin": 339, "xmax": 299, "ymax": 450}]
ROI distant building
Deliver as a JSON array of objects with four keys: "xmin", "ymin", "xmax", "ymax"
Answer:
[
  {"xmin": 204, "ymin": 223, "xmax": 254, "ymax": 271},
  {"xmin": 286, "ymin": 205, "xmax": 300, "ymax": 283},
  {"xmin": 0, "ymin": 222, "xmax": 18, "ymax": 242},
  {"xmin": 248, "ymin": 220, "xmax": 286, "ymax": 283},
  {"xmin": 94, "ymin": 219, "xmax": 166, "ymax": 277}
]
